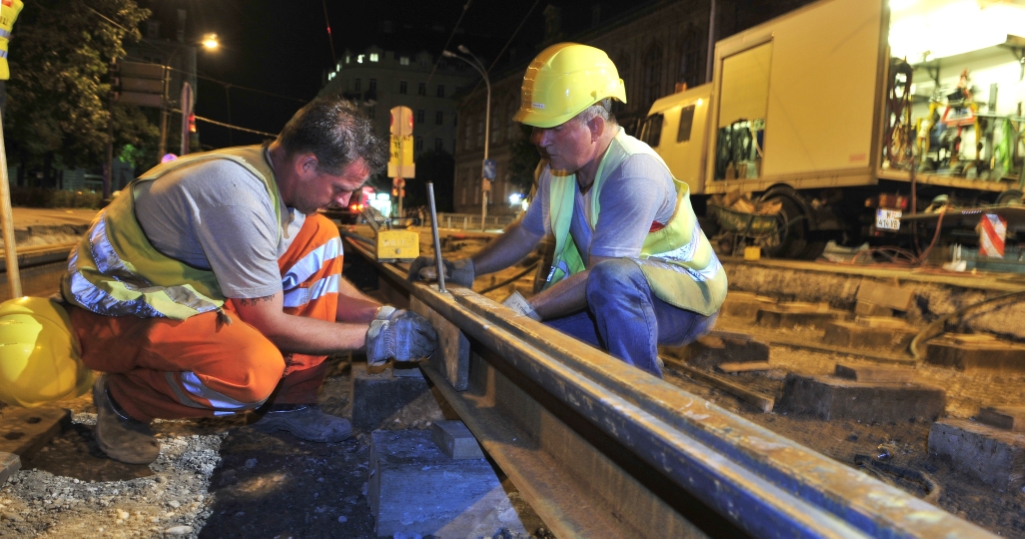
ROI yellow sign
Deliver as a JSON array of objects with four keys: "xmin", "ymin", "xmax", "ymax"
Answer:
[
  {"xmin": 376, "ymin": 230, "xmax": 419, "ymax": 261},
  {"xmin": 388, "ymin": 134, "xmax": 415, "ymax": 178}
]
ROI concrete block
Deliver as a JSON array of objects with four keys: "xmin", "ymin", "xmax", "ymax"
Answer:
[
  {"xmin": 855, "ymin": 301, "xmax": 893, "ymax": 317},
  {"xmin": 978, "ymin": 406, "xmax": 1025, "ymax": 432},
  {"xmin": 834, "ymin": 363, "xmax": 915, "ymax": 384},
  {"xmin": 0, "ymin": 407, "xmax": 70, "ymax": 457},
  {"xmin": 660, "ymin": 331, "xmax": 769, "ymax": 369},
  {"xmin": 721, "ymin": 292, "xmax": 776, "ymax": 321},
  {"xmin": 822, "ymin": 320, "xmax": 916, "ymax": 351},
  {"xmin": 350, "ymin": 363, "xmax": 447, "ymax": 433},
  {"xmin": 757, "ymin": 305, "xmax": 850, "ymax": 330},
  {"xmin": 392, "ymin": 362, "xmax": 424, "ymax": 378},
  {"xmin": 929, "ymin": 418, "xmax": 1025, "ymax": 491},
  {"xmin": 856, "ymin": 280, "xmax": 914, "ymax": 311},
  {"xmin": 0, "ymin": 452, "xmax": 20, "ymax": 487},
  {"xmin": 925, "ymin": 339, "xmax": 1025, "ymax": 372},
  {"xmin": 369, "ymin": 430, "xmax": 527, "ymax": 537},
  {"xmin": 777, "ymin": 373, "xmax": 945, "ymax": 422},
  {"xmin": 431, "ymin": 420, "xmax": 485, "ymax": 460}
]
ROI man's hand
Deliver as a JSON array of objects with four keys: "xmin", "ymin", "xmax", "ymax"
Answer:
[
  {"xmin": 407, "ymin": 257, "xmax": 475, "ymax": 288},
  {"xmin": 365, "ymin": 308, "xmax": 438, "ymax": 365}
]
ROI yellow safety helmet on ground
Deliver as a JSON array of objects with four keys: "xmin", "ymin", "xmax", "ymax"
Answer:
[
  {"xmin": 0, "ymin": 297, "xmax": 91, "ymax": 408},
  {"xmin": 514, "ymin": 42, "xmax": 627, "ymax": 129}
]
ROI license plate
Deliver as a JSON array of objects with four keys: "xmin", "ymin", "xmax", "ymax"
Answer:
[{"xmin": 876, "ymin": 209, "xmax": 902, "ymax": 231}]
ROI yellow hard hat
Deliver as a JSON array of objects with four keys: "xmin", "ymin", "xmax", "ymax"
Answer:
[
  {"xmin": 0, "ymin": 297, "xmax": 91, "ymax": 408},
  {"xmin": 514, "ymin": 43, "xmax": 627, "ymax": 129}
]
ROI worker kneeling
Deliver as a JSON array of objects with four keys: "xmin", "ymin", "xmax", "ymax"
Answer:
[
  {"xmin": 60, "ymin": 97, "xmax": 437, "ymax": 465},
  {"xmin": 409, "ymin": 43, "xmax": 725, "ymax": 378}
]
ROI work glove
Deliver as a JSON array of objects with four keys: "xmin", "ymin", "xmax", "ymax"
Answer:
[
  {"xmin": 502, "ymin": 291, "xmax": 541, "ymax": 321},
  {"xmin": 365, "ymin": 307, "xmax": 438, "ymax": 366},
  {"xmin": 407, "ymin": 256, "xmax": 475, "ymax": 288}
]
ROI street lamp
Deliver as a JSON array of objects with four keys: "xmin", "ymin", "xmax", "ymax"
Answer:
[
  {"xmin": 202, "ymin": 33, "xmax": 219, "ymax": 51},
  {"xmin": 443, "ymin": 46, "xmax": 491, "ymax": 231}
]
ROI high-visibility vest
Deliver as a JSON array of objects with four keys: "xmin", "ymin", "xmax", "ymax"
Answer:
[
  {"xmin": 543, "ymin": 129, "xmax": 727, "ymax": 316},
  {"xmin": 62, "ymin": 145, "xmax": 286, "ymax": 320},
  {"xmin": 0, "ymin": 0, "xmax": 23, "ymax": 80}
]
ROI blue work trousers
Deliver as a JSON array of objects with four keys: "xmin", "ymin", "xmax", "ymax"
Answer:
[{"xmin": 544, "ymin": 258, "xmax": 718, "ymax": 378}]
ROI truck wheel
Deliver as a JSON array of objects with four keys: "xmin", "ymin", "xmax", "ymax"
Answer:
[
  {"xmin": 759, "ymin": 196, "xmax": 808, "ymax": 259},
  {"xmin": 996, "ymin": 189, "xmax": 1023, "ymax": 206}
]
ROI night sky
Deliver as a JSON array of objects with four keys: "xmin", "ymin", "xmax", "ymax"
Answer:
[{"xmin": 150, "ymin": 0, "xmax": 652, "ymax": 150}]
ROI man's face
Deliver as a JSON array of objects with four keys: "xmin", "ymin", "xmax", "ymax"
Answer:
[
  {"xmin": 292, "ymin": 157, "xmax": 370, "ymax": 215},
  {"xmin": 532, "ymin": 116, "xmax": 595, "ymax": 174}
]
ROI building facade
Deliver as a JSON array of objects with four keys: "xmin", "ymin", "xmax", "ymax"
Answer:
[{"xmin": 319, "ymin": 47, "xmax": 478, "ymax": 160}]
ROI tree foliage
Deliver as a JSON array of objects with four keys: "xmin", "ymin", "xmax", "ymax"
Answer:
[
  {"xmin": 408, "ymin": 149, "xmax": 455, "ymax": 213},
  {"xmin": 5, "ymin": 0, "xmax": 151, "ymax": 176}
]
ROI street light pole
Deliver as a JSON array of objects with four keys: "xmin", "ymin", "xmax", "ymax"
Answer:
[{"xmin": 443, "ymin": 47, "xmax": 490, "ymax": 230}]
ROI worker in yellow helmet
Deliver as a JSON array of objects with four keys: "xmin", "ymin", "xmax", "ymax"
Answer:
[{"xmin": 410, "ymin": 43, "xmax": 727, "ymax": 378}]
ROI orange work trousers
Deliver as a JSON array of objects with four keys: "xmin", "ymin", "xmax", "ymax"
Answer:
[{"xmin": 69, "ymin": 214, "xmax": 344, "ymax": 422}]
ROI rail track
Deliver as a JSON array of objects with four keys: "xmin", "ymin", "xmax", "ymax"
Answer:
[{"xmin": 346, "ymin": 237, "xmax": 994, "ymax": 538}]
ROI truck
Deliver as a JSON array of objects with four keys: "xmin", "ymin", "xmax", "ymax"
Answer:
[{"xmin": 640, "ymin": 0, "xmax": 1025, "ymax": 259}]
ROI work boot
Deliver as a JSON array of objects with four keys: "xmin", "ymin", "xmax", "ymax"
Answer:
[
  {"xmin": 92, "ymin": 375, "xmax": 161, "ymax": 464},
  {"xmin": 251, "ymin": 404, "xmax": 352, "ymax": 442}
]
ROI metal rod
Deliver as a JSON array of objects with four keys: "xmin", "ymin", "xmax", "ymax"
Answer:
[
  {"xmin": 427, "ymin": 182, "xmax": 446, "ymax": 293},
  {"xmin": 0, "ymin": 109, "xmax": 22, "ymax": 298}
]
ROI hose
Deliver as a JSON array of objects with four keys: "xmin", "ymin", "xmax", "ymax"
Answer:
[
  {"xmin": 910, "ymin": 288, "xmax": 1025, "ymax": 359},
  {"xmin": 477, "ymin": 261, "xmax": 540, "ymax": 294}
]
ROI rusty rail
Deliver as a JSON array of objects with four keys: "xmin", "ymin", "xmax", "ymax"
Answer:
[{"xmin": 347, "ymin": 237, "xmax": 993, "ymax": 539}]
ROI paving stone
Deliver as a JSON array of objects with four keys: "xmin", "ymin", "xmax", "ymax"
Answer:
[
  {"xmin": 822, "ymin": 320, "xmax": 916, "ymax": 351},
  {"xmin": 757, "ymin": 305, "xmax": 851, "ymax": 330},
  {"xmin": 929, "ymin": 418, "xmax": 1025, "ymax": 491},
  {"xmin": 350, "ymin": 363, "xmax": 448, "ymax": 433},
  {"xmin": 777, "ymin": 373, "xmax": 945, "ymax": 422},
  {"xmin": 0, "ymin": 407, "xmax": 70, "ymax": 457},
  {"xmin": 925, "ymin": 339, "xmax": 1025, "ymax": 372},
  {"xmin": 659, "ymin": 331, "xmax": 769, "ymax": 368},
  {"xmin": 855, "ymin": 301, "xmax": 893, "ymax": 317},
  {"xmin": 977, "ymin": 406, "xmax": 1025, "ymax": 432},
  {"xmin": 369, "ymin": 430, "xmax": 527, "ymax": 537},
  {"xmin": 431, "ymin": 420, "xmax": 485, "ymax": 460},
  {"xmin": 721, "ymin": 292, "xmax": 776, "ymax": 321},
  {"xmin": 856, "ymin": 280, "xmax": 914, "ymax": 311},
  {"xmin": 0, "ymin": 452, "xmax": 20, "ymax": 487},
  {"xmin": 834, "ymin": 362, "xmax": 916, "ymax": 383}
]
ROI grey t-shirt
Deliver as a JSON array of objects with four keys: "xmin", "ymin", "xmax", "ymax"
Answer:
[
  {"xmin": 133, "ymin": 158, "xmax": 303, "ymax": 299},
  {"xmin": 521, "ymin": 142, "xmax": 677, "ymax": 265}
]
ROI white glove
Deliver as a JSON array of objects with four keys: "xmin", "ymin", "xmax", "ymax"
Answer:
[{"xmin": 502, "ymin": 291, "xmax": 541, "ymax": 321}]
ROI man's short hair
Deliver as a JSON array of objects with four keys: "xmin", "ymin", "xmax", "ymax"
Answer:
[
  {"xmin": 277, "ymin": 97, "xmax": 388, "ymax": 174},
  {"xmin": 576, "ymin": 98, "xmax": 616, "ymax": 125}
]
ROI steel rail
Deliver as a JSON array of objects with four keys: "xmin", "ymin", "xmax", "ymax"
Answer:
[{"xmin": 347, "ymin": 238, "xmax": 994, "ymax": 539}]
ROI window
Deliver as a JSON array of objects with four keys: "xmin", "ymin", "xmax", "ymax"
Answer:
[
  {"xmin": 345, "ymin": 55, "xmax": 350, "ymax": 64},
  {"xmin": 400, "ymin": 56, "xmax": 410, "ymax": 66},
  {"xmin": 328, "ymin": 72, "xmax": 336, "ymax": 81},
  {"xmin": 464, "ymin": 119, "xmax": 473, "ymax": 149},
  {"xmin": 436, "ymin": 111, "xmax": 444, "ymax": 125},
  {"xmin": 491, "ymin": 118, "xmax": 500, "ymax": 144},
  {"xmin": 399, "ymin": 81, "xmax": 408, "ymax": 94},
  {"xmin": 639, "ymin": 113, "xmax": 663, "ymax": 147},
  {"xmin": 437, "ymin": 84, "xmax": 445, "ymax": 98},
  {"xmin": 416, "ymin": 109, "xmax": 425, "ymax": 124},
  {"xmin": 678, "ymin": 29, "xmax": 702, "ymax": 89},
  {"xmin": 336, "ymin": 62, "xmax": 342, "ymax": 71},
  {"xmin": 369, "ymin": 52, "xmax": 379, "ymax": 62},
  {"xmin": 415, "ymin": 136, "xmax": 424, "ymax": 152},
  {"xmin": 357, "ymin": 54, "xmax": 365, "ymax": 63},
  {"xmin": 677, "ymin": 105, "xmax": 695, "ymax": 142},
  {"xmin": 435, "ymin": 138, "xmax": 443, "ymax": 151},
  {"xmin": 477, "ymin": 117, "xmax": 484, "ymax": 148},
  {"xmin": 643, "ymin": 43, "xmax": 664, "ymax": 107},
  {"xmin": 369, "ymin": 79, "xmax": 377, "ymax": 92},
  {"xmin": 354, "ymin": 79, "xmax": 362, "ymax": 92},
  {"xmin": 417, "ymin": 82, "xmax": 426, "ymax": 96},
  {"xmin": 507, "ymin": 101, "xmax": 518, "ymax": 138}
]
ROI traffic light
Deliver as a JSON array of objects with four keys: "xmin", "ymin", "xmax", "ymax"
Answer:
[{"xmin": 188, "ymin": 113, "xmax": 196, "ymax": 133}]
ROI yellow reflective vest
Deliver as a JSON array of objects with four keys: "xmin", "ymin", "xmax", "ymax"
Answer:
[
  {"xmin": 62, "ymin": 146, "xmax": 286, "ymax": 320},
  {"xmin": 543, "ymin": 129, "xmax": 727, "ymax": 316},
  {"xmin": 0, "ymin": 0, "xmax": 23, "ymax": 80}
]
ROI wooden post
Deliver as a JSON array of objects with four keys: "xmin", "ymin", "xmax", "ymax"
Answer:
[{"xmin": 0, "ymin": 109, "xmax": 22, "ymax": 298}]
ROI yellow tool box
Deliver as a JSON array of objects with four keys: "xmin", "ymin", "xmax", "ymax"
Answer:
[{"xmin": 376, "ymin": 229, "xmax": 419, "ymax": 262}]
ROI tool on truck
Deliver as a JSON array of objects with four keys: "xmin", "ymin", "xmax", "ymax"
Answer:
[{"xmin": 638, "ymin": 0, "xmax": 1025, "ymax": 259}]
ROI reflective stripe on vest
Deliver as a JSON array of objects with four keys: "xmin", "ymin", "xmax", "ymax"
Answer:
[
  {"xmin": 284, "ymin": 274, "xmax": 341, "ymax": 309},
  {"xmin": 62, "ymin": 146, "xmax": 284, "ymax": 320},
  {"xmin": 281, "ymin": 237, "xmax": 342, "ymax": 289}
]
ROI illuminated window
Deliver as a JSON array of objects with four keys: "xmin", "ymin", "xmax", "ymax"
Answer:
[
  {"xmin": 336, "ymin": 63, "xmax": 342, "ymax": 71},
  {"xmin": 357, "ymin": 54, "xmax": 365, "ymax": 63},
  {"xmin": 369, "ymin": 52, "xmax": 379, "ymax": 62},
  {"xmin": 328, "ymin": 72, "xmax": 335, "ymax": 80},
  {"xmin": 345, "ymin": 55, "xmax": 350, "ymax": 64},
  {"xmin": 400, "ymin": 56, "xmax": 410, "ymax": 66}
]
